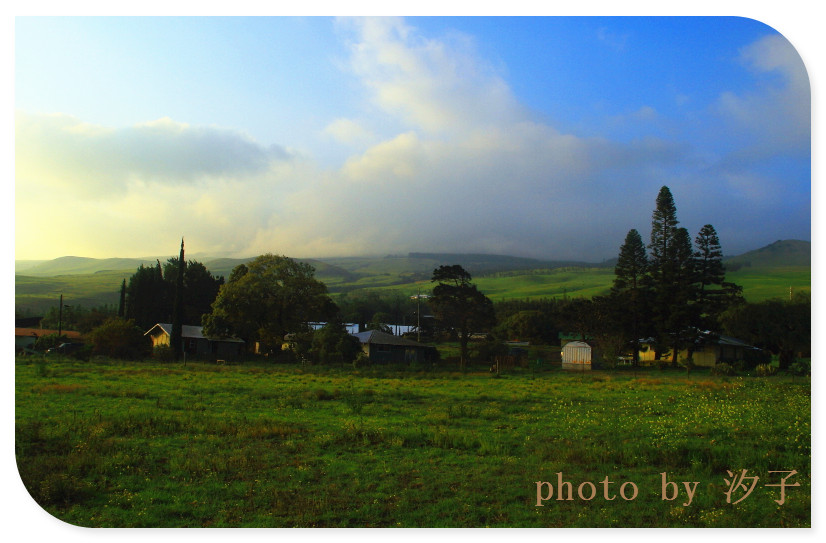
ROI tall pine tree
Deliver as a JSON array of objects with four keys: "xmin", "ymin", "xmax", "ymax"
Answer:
[
  {"xmin": 694, "ymin": 224, "xmax": 743, "ymax": 333},
  {"xmin": 612, "ymin": 229, "xmax": 649, "ymax": 365},
  {"xmin": 667, "ymin": 227, "xmax": 699, "ymax": 365},
  {"xmin": 648, "ymin": 186, "xmax": 681, "ymax": 361}
]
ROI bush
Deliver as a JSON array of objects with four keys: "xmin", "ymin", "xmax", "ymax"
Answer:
[
  {"xmin": 33, "ymin": 334, "xmax": 68, "ymax": 353},
  {"xmin": 352, "ymin": 352, "xmax": 370, "ymax": 369},
  {"xmin": 152, "ymin": 344, "xmax": 175, "ymax": 362},
  {"xmin": 70, "ymin": 344, "xmax": 93, "ymax": 362},
  {"xmin": 711, "ymin": 363, "xmax": 737, "ymax": 376},
  {"xmin": 788, "ymin": 359, "xmax": 811, "ymax": 377},
  {"xmin": 756, "ymin": 363, "xmax": 777, "ymax": 377},
  {"xmin": 86, "ymin": 317, "xmax": 152, "ymax": 360}
]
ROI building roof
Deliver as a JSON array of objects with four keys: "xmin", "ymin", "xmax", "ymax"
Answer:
[
  {"xmin": 352, "ymin": 330, "xmax": 430, "ymax": 348},
  {"xmin": 15, "ymin": 328, "xmax": 83, "ymax": 340},
  {"xmin": 145, "ymin": 323, "xmax": 244, "ymax": 343},
  {"xmin": 716, "ymin": 334, "xmax": 761, "ymax": 349}
]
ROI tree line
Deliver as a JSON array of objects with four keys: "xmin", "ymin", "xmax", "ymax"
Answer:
[{"xmin": 29, "ymin": 186, "xmax": 809, "ymax": 369}]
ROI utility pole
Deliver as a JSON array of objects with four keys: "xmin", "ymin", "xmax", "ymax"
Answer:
[
  {"xmin": 417, "ymin": 288, "xmax": 421, "ymax": 343},
  {"xmin": 58, "ymin": 294, "xmax": 63, "ymax": 336}
]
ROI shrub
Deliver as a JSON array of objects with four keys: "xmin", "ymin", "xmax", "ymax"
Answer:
[
  {"xmin": 33, "ymin": 334, "xmax": 68, "ymax": 353},
  {"xmin": 678, "ymin": 357, "xmax": 696, "ymax": 376},
  {"xmin": 153, "ymin": 344, "xmax": 175, "ymax": 362},
  {"xmin": 711, "ymin": 363, "xmax": 737, "ymax": 376},
  {"xmin": 756, "ymin": 363, "xmax": 777, "ymax": 377},
  {"xmin": 788, "ymin": 359, "xmax": 811, "ymax": 377},
  {"xmin": 86, "ymin": 317, "xmax": 152, "ymax": 360},
  {"xmin": 352, "ymin": 352, "xmax": 369, "ymax": 369}
]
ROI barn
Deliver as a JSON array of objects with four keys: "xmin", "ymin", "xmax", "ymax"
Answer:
[{"xmin": 561, "ymin": 341, "xmax": 592, "ymax": 370}]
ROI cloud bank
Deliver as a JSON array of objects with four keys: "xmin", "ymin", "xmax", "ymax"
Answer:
[{"xmin": 15, "ymin": 18, "xmax": 810, "ymax": 261}]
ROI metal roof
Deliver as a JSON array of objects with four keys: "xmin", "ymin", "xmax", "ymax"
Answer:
[{"xmin": 352, "ymin": 330, "xmax": 430, "ymax": 348}]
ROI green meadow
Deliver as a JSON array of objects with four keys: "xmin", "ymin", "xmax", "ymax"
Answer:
[
  {"xmin": 15, "ymin": 262, "xmax": 810, "ymax": 317},
  {"xmin": 15, "ymin": 358, "xmax": 810, "ymax": 527}
]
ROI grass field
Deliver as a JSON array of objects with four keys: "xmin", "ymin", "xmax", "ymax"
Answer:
[
  {"xmin": 15, "ymin": 357, "xmax": 810, "ymax": 527},
  {"xmin": 15, "ymin": 262, "xmax": 810, "ymax": 317}
]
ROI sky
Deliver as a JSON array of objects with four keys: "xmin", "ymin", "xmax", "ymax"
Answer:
[{"xmin": 13, "ymin": 14, "xmax": 812, "ymax": 262}]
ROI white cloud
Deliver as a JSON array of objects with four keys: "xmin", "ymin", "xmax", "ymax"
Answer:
[
  {"xmin": 15, "ymin": 112, "xmax": 288, "ymax": 198},
  {"xmin": 338, "ymin": 17, "xmax": 527, "ymax": 136},
  {"xmin": 14, "ymin": 21, "xmax": 810, "ymax": 262},
  {"xmin": 716, "ymin": 34, "xmax": 810, "ymax": 153},
  {"xmin": 323, "ymin": 118, "xmax": 375, "ymax": 146}
]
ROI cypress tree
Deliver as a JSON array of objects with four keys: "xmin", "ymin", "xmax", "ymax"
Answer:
[
  {"xmin": 118, "ymin": 279, "xmax": 126, "ymax": 318},
  {"xmin": 170, "ymin": 238, "xmax": 185, "ymax": 361}
]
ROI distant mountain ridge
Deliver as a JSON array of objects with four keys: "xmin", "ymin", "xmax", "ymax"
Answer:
[
  {"xmin": 15, "ymin": 240, "xmax": 810, "ymax": 278},
  {"xmin": 15, "ymin": 240, "xmax": 811, "ymax": 315}
]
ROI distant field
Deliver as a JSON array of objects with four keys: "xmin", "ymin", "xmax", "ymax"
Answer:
[
  {"xmin": 15, "ymin": 359, "xmax": 810, "ymax": 527},
  {"xmin": 726, "ymin": 266, "xmax": 811, "ymax": 302},
  {"xmin": 15, "ymin": 263, "xmax": 810, "ymax": 315},
  {"xmin": 15, "ymin": 270, "xmax": 129, "ymax": 314}
]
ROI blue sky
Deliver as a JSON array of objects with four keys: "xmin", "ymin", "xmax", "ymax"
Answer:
[{"xmin": 14, "ymin": 15, "xmax": 812, "ymax": 261}]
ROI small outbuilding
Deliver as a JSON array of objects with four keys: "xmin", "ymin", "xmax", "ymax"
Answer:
[
  {"xmin": 145, "ymin": 323, "xmax": 245, "ymax": 359},
  {"xmin": 561, "ymin": 340, "xmax": 592, "ymax": 370},
  {"xmin": 352, "ymin": 330, "xmax": 438, "ymax": 365}
]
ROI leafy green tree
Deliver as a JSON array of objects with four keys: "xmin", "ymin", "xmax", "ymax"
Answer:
[
  {"xmin": 366, "ymin": 312, "xmax": 393, "ymax": 333},
  {"xmin": 40, "ymin": 304, "xmax": 116, "ymax": 334},
  {"xmin": 496, "ymin": 310, "xmax": 550, "ymax": 344},
  {"xmin": 86, "ymin": 317, "xmax": 152, "ymax": 359},
  {"xmin": 429, "ymin": 265, "xmax": 496, "ymax": 370},
  {"xmin": 202, "ymin": 254, "xmax": 337, "ymax": 354},
  {"xmin": 721, "ymin": 295, "xmax": 810, "ymax": 370},
  {"xmin": 309, "ymin": 321, "xmax": 362, "ymax": 365},
  {"xmin": 580, "ymin": 295, "xmax": 628, "ymax": 369}
]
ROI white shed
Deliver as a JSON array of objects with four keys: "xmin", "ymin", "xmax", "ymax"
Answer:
[{"xmin": 561, "ymin": 341, "xmax": 592, "ymax": 370}]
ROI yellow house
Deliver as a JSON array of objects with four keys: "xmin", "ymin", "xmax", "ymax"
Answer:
[{"xmin": 638, "ymin": 334, "xmax": 767, "ymax": 367}]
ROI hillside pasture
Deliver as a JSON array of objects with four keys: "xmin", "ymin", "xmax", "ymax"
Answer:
[{"xmin": 15, "ymin": 358, "xmax": 810, "ymax": 527}]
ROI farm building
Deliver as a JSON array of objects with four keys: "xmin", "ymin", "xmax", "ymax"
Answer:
[
  {"xmin": 15, "ymin": 327, "xmax": 83, "ymax": 352},
  {"xmin": 637, "ymin": 333, "xmax": 768, "ymax": 367},
  {"xmin": 145, "ymin": 323, "xmax": 245, "ymax": 358},
  {"xmin": 561, "ymin": 340, "xmax": 592, "ymax": 370},
  {"xmin": 352, "ymin": 330, "xmax": 438, "ymax": 365}
]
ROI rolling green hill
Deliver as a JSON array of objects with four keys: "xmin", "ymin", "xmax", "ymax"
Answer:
[
  {"xmin": 14, "ymin": 241, "xmax": 810, "ymax": 315},
  {"xmin": 725, "ymin": 239, "xmax": 811, "ymax": 269}
]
